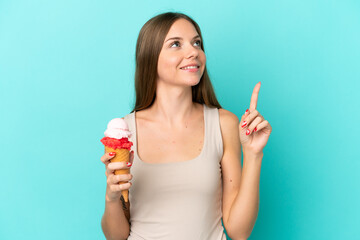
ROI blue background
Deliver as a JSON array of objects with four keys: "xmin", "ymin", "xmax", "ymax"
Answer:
[{"xmin": 1, "ymin": 0, "xmax": 359, "ymax": 239}]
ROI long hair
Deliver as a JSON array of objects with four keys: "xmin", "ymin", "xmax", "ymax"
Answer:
[{"xmin": 130, "ymin": 12, "xmax": 222, "ymax": 113}]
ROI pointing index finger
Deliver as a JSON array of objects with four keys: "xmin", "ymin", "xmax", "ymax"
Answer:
[{"xmin": 249, "ymin": 82, "xmax": 261, "ymax": 111}]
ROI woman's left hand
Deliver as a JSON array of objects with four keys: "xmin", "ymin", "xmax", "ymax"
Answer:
[{"xmin": 239, "ymin": 82, "xmax": 272, "ymax": 156}]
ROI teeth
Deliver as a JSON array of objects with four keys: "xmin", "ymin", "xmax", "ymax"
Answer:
[{"xmin": 181, "ymin": 66, "xmax": 198, "ymax": 70}]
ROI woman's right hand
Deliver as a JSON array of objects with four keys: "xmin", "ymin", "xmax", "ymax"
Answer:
[{"xmin": 100, "ymin": 151, "xmax": 134, "ymax": 202}]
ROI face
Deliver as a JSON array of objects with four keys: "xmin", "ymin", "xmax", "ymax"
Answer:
[{"xmin": 157, "ymin": 18, "xmax": 206, "ymax": 87}]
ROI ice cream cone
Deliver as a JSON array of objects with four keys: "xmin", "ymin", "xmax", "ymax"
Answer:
[
  {"xmin": 101, "ymin": 117, "xmax": 133, "ymax": 203},
  {"xmin": 105, "ymin": 146, "xmax": 130, "ymax": 202}
]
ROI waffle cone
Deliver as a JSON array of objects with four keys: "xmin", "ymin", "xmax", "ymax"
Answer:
[{"xmin": 105, "ymin": 146, "xmax": 130, "ymax": 202}]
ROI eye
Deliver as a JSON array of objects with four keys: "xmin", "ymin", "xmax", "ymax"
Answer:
[
  {"xmin": 170, "ymin": 41, "xmax": 180, "ymax": 48},
  {"xmin": 194, "ymin": 39, "xmax": 201, "ymax": 47}
]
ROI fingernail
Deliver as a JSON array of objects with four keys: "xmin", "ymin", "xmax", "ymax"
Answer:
[
  {"xmin": 246, "ymin": 129, "xmax": 251, "ymax": 135},
  {"xmin": 254, "ymin": 127, "xmax": 257, "ymax": 132},
  {"xmin": 245, "ymin": 109, "xmax": 249, "ymax": 114},
  {"xmin": 127, "ymin": 162, "xmax": 132, "ymax": 167},
  {"xmin": 241, "ymin": 121, "xmax": 247, "ymax": 128},
  {"xmin": 109, "ymin": 152, "xmax": 116, "ymax": 156}
]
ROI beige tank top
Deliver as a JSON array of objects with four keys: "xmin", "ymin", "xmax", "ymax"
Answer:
[{"xmin": 123, "ymin": 104, "xmax": 226, "ymax": 240}]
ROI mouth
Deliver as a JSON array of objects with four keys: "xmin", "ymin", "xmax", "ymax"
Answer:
[
  {"xmin": 180, "ymin": 65, "xmax": 200, "ymax": 70},
  {"xmin": 180, "ymin": 66, "xmax": 199, "ymax": 73}
]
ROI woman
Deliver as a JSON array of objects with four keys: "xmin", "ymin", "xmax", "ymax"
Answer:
[{"xmin": 101, "ymin": 12, "xmax": 272, "ymax": 240}]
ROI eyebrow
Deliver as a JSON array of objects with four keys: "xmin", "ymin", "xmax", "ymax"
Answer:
[{"xmin": 165, "ymin": 35, "xmax": 201, "ymax": 43}]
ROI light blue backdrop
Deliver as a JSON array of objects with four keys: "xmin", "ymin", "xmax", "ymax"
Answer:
[{"xmin": 1, "ymin": 0, "xmax": 359, "ymax": 239}]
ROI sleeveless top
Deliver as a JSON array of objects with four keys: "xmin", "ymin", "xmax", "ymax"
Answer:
[{"xmin": 123, "ymin": 104, "xmax": 226, "ymax": 240}]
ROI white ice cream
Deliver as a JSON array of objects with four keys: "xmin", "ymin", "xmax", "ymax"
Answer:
[{"xmin": 104, "ymin": 118, "xmax": 132, "ymax": 139}]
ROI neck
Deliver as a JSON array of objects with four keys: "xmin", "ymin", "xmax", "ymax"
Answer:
[{"xmin": 149, "ymin": 84, "xmax": 197, "ymax": 128}]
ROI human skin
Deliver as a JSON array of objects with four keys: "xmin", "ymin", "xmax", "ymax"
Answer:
[{"xmin": 157, "ymin": 18, "xmax": 206, "ymax": 90}]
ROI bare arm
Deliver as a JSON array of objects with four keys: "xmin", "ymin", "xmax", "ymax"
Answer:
[
  {"xmin": 100, "ymin": 148, "xmax": 134, "ymax": 240},
  {"xmin": 101, "ymin": 186, "xmax": 130, "ymax": 240},
  {"xmin": 226, "ymin": 153, "xmax": 262, "ymax": 239}
]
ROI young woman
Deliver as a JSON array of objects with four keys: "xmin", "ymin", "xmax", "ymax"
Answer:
[{"xmin": 100, "ymin": 12, "xmax": 272, "ymax": 240}]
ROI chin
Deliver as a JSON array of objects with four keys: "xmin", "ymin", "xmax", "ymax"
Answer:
[{"xmin": 186, "ymin": 78, "xmax": 202, "ymax": 86}]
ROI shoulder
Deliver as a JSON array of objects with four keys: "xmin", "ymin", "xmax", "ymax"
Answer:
[
  {"xmin": 217, "ymin": 108, "xmax": 241, "ymax": 157},
  {"xmin": 218, "ymin": 108, "xmax": 240, "ymax": 129}
]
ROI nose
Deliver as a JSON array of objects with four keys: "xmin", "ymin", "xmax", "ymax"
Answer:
[{"xmin": 185, "ymin": 44, "xmax": 199, "ymax": 59}]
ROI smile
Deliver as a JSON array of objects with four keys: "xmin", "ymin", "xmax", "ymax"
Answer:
[
  {"xmin": 180, "ymin": 66, "xmax": 199, "ymax": 70},
  {"xmin": 180, "ymin": 66, "xmax": 199, "ymax": 72}
]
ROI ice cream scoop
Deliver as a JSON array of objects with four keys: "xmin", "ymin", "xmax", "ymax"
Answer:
[{"xmin": 104, "ymin": 118, "xmax": 132, "ymax": 139}]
